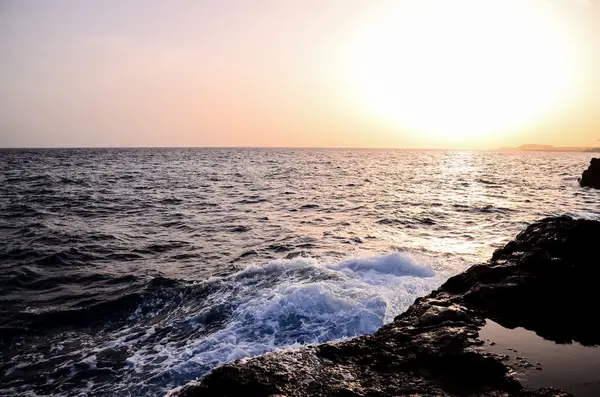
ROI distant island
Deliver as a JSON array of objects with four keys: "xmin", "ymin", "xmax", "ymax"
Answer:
[{"xmin": 499, "ymin": 144, "xmax": 600, "ymax": 152}]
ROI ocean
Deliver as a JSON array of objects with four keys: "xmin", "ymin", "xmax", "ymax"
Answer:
[{"xmin": 1, "ymin": 148, "xmax": 598, "ymax": 396}]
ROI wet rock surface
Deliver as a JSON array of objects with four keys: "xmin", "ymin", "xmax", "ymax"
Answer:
[
  {"xmin": 579, "ymin": 158, "xmax": 600, "ymax": 188},
  {"xmin": 175, "ymin": 216, "xmax": 599, "ymax": 397}
]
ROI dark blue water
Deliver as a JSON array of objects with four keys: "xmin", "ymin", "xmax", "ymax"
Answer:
[{"xmin": 1, "ymin": 148, "xmax": 598, "ymax": 396}]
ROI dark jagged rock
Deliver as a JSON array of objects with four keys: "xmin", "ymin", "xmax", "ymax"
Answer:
[
  {"xmin": 579, "ymin": 158, "xmax": 600, "ymax": 188},
  {"xmin": 175, "ymin": 216, "xmax": 599, "ymax": 397},
  {"xmin": 446, "ymin": 215, "xmax": 600, "ymax": 345}
]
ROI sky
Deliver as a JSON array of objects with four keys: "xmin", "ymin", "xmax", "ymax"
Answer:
[{"xmin": 1, "ymin": 0, "xmax": 599, "ymax": 149}]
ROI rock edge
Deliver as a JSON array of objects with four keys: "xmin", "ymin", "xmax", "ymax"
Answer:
[{"xmin": 579, "ymin": 158, "xmax": 600, "ymax": 188}]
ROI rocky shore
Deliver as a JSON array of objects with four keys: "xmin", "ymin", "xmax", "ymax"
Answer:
[
  {"xmin": 174, "ymin": 216, "xmax": 600, "ymax": 397},
  {"xmin": 579, "ymin": 158, "xmax": 600, "ymax": 189}
]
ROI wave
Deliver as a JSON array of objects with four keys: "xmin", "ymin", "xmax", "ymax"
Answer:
[
  {"xmin": 376, "ymin": 217, "xmax": 437, "ymax": 227},
  {"xmin": 0, "ymin": 252, "xmax": 447, "ymax": 397}
]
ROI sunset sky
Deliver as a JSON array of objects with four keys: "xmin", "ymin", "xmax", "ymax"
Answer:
[{"xmin": 1, "ymin": 0, "xmax": 599, "ymax": 149}]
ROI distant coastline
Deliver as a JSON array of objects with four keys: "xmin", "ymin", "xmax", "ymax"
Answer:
[{"xmin": 499, "ymin": 144, "xmax": 600, "ymax": 153}]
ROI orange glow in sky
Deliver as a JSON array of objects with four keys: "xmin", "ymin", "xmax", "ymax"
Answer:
[
  {"xmin": 345, "ymin": 0, "xmax": 580, "ymax": 145},
  {"xmin": 1, "ymin": 0, "xmax": 599, "ymax": 149}
]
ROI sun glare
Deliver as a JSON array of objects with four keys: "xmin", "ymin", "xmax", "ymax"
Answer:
[{"xmin": 346, "ymin": 0, "xmax": 578, "ymax": 144}]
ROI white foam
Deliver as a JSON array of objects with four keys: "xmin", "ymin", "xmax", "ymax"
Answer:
[
  {"xmin": 80, "ymin": 355, "xmax": 97, "ymax": 370},
  {"xmin": 4, "ymin": 251, "xmax": 450, "ymax": 396},
  {"xmin": 330, "ymin": 252, "xmax": 435, "ymax": 278},
  {"xmin": 132, "ymin": 251, "xmax": 448, "ymax": 387}
]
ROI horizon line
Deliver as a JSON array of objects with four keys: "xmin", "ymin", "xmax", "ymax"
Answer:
[
  {"xmin": 0, "ymin": 145, "xmax": 596, "ymax": 152},
  {"xmin": 0, "ymin": 145, "xmax": 494, "ymax": 151}
]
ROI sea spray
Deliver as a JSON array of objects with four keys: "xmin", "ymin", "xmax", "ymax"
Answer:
[{"xmin": 1, "ymin": 252, "xmax": 447, "ymax": 397}]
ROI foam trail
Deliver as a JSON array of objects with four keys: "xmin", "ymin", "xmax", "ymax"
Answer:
[
  {"xmin": 1, "ymin": 252, "xmax": 449, "ymax": 397},
  {"xmin": 151, "ymin": 252, "xmax": 445, "ymax": 390}
]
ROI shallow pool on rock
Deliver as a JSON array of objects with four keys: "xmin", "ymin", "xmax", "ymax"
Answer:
[{"xmin": 479, "ymin": 320, "xmax": 600, "ymax": 397}]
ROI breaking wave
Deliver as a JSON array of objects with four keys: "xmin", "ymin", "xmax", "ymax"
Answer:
[{"xmin": 0, "ymin": 252, "xmax": 446, "ymax": 397}]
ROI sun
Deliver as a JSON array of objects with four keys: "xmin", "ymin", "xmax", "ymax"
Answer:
[{"xmin": 345, "ymin": 0, "xmax": 577, "ymax": 144}]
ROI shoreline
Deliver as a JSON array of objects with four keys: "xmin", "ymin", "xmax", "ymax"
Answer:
[{"xmin": 174, "ymin": 216, "xmax": 600, "ymax": 397}]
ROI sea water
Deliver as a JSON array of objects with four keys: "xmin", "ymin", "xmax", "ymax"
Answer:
[{"xmin": 1, "ymin": 148, "xmax": 598, "ymax": 396}]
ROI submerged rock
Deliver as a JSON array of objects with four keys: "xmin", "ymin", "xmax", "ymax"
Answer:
[
  {"xmin": 579, "ymin": 158, "xmax": 600, "ymax": 188},
  {"xmin": 175, "ymin": 216, "xmax": 599, "ymax": 397}
]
